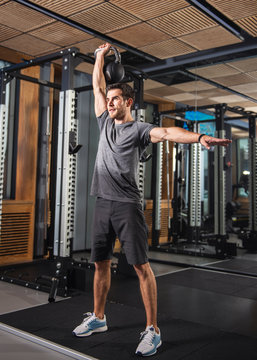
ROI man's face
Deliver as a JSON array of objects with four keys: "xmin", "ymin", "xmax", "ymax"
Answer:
[{"xmin": 106, "ymin": 88, "xmax": 129, "ymax": 120}]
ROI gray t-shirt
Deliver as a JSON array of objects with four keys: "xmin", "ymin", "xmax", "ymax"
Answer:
[{"xmin": 90, "ymin": 110, "xmax": 157, "ymax": 203}]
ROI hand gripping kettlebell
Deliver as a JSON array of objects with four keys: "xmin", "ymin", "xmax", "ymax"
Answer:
[
  {"xmin": 94, "ymin": 46, "xmax": 125, "ymax": 84},
  {"xmin": 104, "ymin": 46, "xmax": 125, "ymax": 83}
]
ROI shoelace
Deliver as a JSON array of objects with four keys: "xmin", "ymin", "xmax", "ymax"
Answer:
[
  {"xmin": 82, "ymin": 312, "xmax": 96, "ymax": 325},
  {"xmin": 139, "ymin": 329, "xmax": 155, "ymax": 346}
]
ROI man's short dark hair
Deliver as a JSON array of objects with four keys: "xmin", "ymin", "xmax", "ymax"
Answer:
[{"xmin": 106, "ymin": 83, "xmax": 135, "ymax": 101}]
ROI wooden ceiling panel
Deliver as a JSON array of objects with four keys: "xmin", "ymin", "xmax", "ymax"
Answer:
[
  {"xmin": 0, "ymin": 24, "xmax": 21, "ymax": 42},
  {"xmin": 0, "ymin": 2, "xmax": 54, "ymax": 32},
  {"xmin": 245, "ymin": 106, "xmax": 257, "ymax": 112},
  {"xmin": 145, "ymin": 86, "xmax": 183, "ymax": 97},
  {"xmin": 247, "ymin": 71, "xmax": 257, "ymax": 79},
  {"xmin": 231, "ymin": 82, "xmax": 257, "ymax": 94},
  {"xmin": 190, "ymin": 64, "xmax": 241, "ymax": 78},
  {"xmin": 72, "ymin": 37, "xmax": 124, "ymax": 57},
  {"xmin": 179, "ymin": 26, "xmax": 241, "ymax": 51},
  {"xmin": 214, "ymin": 73, "xmax": 257, "ymax": 87},
  {"xmin": 210, "ymin": 94, "xmax": 248, "ymax": 103},
  {"xmin": 148, "ymin": 6, "xmax": 216, "ymax": 37},
  {"xmin": 196, "ymin": 88, "xmax": 230, "ymax": 98},
  {"xmin": 108, "ymin": 23, "xmax": 170, "ymax": 48},
  {"xmin": 236, "ymin": 16, "xmax": 257, "ymax": 37},
  {"xmin": 183, "ymin": 98, "xmax": 219, "ymax": 106},
  {"xmin": 30, "ymin": 22, "xmax": 92, "ymax": 47},
  {"xmin": 228, "ymin": 101, "xmax": 257, "ymax": 108},
  {"xmin": 226, "ymin": 58, "xmax": 257, "ymax": 72},
  {"xmin": 76, "ymin": 62, "xmax": 94, "ymax": 74},
  {"xmin": 110, "ymin": 0, "xmax": 189, "ymax": 21},
  {"xmin": 139, "ymin": 39, "xmax": 195, "ymax": 59},
  {"xmin": 70, "ymin": 2, "xmax": 139, "ymax": 34},
  {"xmin": 173, "ymin": 81, "xmax": 216, "ymax": 92},
  {"xmin": 143, "ymin": 79, "xmax": 165, "ymax": 90},
  {"xmin": 144, "ymin": 93, "xmax": 172, "ymax": 104},
  {"xmin": 245, "ymin": 92, "xmax": 257, "ymax": 100},
  {"xmin": 0, "ymin": 34, "xmax": 59, "ymax": 56},
  {"xmin": 165, "ymin": 92, "xmax": 203, "ymax": 102},
  {"xmin": 206, "ymin": 0, "xmax": 257, "ymax": 20},
  {"xmin": 30, "ymin": 0, "xmax": 104, "ymax": 17}
]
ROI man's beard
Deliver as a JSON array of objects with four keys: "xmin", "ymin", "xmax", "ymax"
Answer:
[{"xmin": 109, "ymin": 107, "xmax": 126, "ymax": 120}]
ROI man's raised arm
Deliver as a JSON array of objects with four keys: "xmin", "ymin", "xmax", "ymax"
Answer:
[
  {"xmin": 92, "ymin": 43, "xmax": 111, "ymax": 117},
  {"xmin": 150, "ymin": 126, "xmax": 232, "ymax": 149}
]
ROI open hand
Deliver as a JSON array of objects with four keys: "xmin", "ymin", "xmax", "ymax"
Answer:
[{"xmin": 200, "ymin": 135, "xmax": 232, "ymax": 150}]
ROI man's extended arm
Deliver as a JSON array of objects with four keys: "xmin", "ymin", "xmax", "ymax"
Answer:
[
  {"xmin": 150, "ymin": 126, "xmax": 231, "ymax": 149},
  {"xmin": 92, "ymin": 43, "xmax": 111, "ymax": 117}
]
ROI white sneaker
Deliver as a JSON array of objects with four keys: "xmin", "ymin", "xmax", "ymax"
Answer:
[
  {"xmin": 72, "ymin": 312, "xmax": 108, "ymax": 337},
  {"xmin": 135, "ymin": 325, "xmax": 162, "ymax": 356}
]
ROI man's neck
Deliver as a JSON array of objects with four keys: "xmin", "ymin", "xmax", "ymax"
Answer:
[{"xmin": 114, "ymin": 115, "xmax": 134, "ymax": 125}]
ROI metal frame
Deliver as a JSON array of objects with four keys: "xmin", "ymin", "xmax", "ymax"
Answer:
[
  {"xmin": 13, "ymin": 0, "xmax": 257, "ymax": 81},
  {"xmin": 242, "ymin": 115, "xmax": 257, "ymax": 251},
  {"xmin": 132, "ymin": 75, "xmax": 147, "ymax": 207},
  {"xmin": 152, "ymin": 104, "xmax": 257, "ymax": 258},
  {"xmin": 188, "ymin": 122, "xmax": 202, "ymax": 242}
]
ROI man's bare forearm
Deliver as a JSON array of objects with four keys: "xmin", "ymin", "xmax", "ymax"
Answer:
[
  {"xmin": 93, "ymin": 54, "xmax": 106, "ymax": 95},
  {"xmin": 162, "ymin": 127, "xmax": 200, "ymax": 143},
  {"xmin": 150, "ymin": 126, "xmax": 232, "ymax": 149}
]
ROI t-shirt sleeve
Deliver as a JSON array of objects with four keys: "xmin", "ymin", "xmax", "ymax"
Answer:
[
  {"xmin": 96, "ymin": 110, "xmax": 109, "ymax": 130},
  {"xmin": 137, "ymin": 122, "xmax": 159, "ymax": 148}
]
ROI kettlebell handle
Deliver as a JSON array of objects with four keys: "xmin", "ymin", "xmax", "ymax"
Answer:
[
  {"xmin": 109, "ymin": 46, "xmax": 121, "ymax": 64},
  {"xmin": 94, "ymin": 46, "xmax": 121, "ymax": 64}
]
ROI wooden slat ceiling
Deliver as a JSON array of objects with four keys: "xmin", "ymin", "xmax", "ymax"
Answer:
[
  {"xmin": 0, "ymin": 0, "xmax": 242, "ymax": 57},
  {"xmin": 0, "ymin": 0, "xmax": 256, "ymax": 114},
  {"xmin": 110, "ymin": 0, "xmax": 189, "ymax": 21},
  {"xmin": 206, "ymin": 0, "xmax": 257, "ymax": 20},
  {"xmin": 236, "ymin": 16, "xmax": 257, "ymax": 37},
  {"xmin": 30, "ymin": 0, "xmax": 104, "ymax": 17}
]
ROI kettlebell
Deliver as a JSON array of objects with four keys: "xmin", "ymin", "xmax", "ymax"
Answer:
[{"xmin": 104, "ymin": 46, "xmax": 125, "ymax": 83}]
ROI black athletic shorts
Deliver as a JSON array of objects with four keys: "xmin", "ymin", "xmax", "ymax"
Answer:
[{"xmin": 90, "ymin": 197, "xmax": 149, "ymax": 265}]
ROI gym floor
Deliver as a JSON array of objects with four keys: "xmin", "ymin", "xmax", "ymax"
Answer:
[{"xmin": 1, "ymin": 251, "xmax": 257, "ymax": 360}]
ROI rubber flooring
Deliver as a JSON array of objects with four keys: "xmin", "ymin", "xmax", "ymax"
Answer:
[{"xmin": 1, "ymin": 268, "xmax": 257, "ymax": 359}]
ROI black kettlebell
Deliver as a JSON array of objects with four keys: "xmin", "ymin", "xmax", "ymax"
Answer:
[{"xmin": 104, "ymin": 46, "xmax": 125, "ymax": 83}]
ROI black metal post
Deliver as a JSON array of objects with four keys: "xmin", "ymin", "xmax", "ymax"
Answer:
[{"xmin": 214, "ymin": 104, "xmax": 231, "ymax": 257}]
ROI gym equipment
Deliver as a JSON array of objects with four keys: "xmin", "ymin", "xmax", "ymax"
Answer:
[
  {"xmin": 188, "ymin": 122, "xmax": 202, "ymax": 243},
  {"xmin": 242, "ymin": 115, "xmax": 257, "ymax": 251},
  {"xmin": 0, "ymin": 80, "xmax": 7, "ymax": 234},
  {"xmin": 165, "ymin": 140, "xmax": 172, "ymax": 241},
  {"xmin": 213, "ymin": 105, "xmax": 228, "ymax": 256},
  {"xmin": 151, "ymin": 104, "xmax": 257, "ymax": 259},
  {"xmin": 53, "ymin": 89, "xmax": 79, "ymax": 257},
  {"xmin": 95, "ymin": 46, "xmax": 125, "ymax": 84}
]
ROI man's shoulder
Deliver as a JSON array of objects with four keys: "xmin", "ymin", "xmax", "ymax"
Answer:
[{"xmin": 96, "ymin": 109, "xmax": 109, "ymax": 120}]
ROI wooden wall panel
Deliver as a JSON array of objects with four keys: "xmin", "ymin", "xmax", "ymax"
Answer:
[
  {"xmin": 157, "ymin": 102, "xmax": 176, "ymax": 244},
  {"xmin": 1, "ymin": 200, "xmax": 34, "ymax": 265},
  {"xmin": 144, "ymin": 200, "xmax": 173, "ymax": 244},
  {"xmin": 15, "ymin": 66, "xmax": 40, "ymax": 201},
  {"xmin": 0, "ymin": 45, "xmax": 32, "ymax": 63},
  {"xmin": 158, "ymin": 102, "xmax": 175, "ymax": 201}
]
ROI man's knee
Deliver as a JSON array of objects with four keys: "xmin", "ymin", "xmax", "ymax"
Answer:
[
  {"xmin": 134, "ymin": 262, "xmax": 152, "ymax": 278},
  {"xmin": 95, "ymin": 259, "xmax": 112, "ymax": 272}
]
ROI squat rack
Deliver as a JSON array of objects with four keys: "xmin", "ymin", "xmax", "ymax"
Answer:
[{"xmin": 151, "ymin": 104, "xmax": 257, "ymax": 258}]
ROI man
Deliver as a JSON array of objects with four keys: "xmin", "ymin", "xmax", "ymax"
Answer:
[{"xmin": 73, "ymin": 43, "xmax": 231, "ymax": 356}]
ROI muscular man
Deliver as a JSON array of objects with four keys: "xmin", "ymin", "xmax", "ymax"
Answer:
[{"xmin": 73, "ymin": 43, "xmax": 231, "ymax": 356}]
